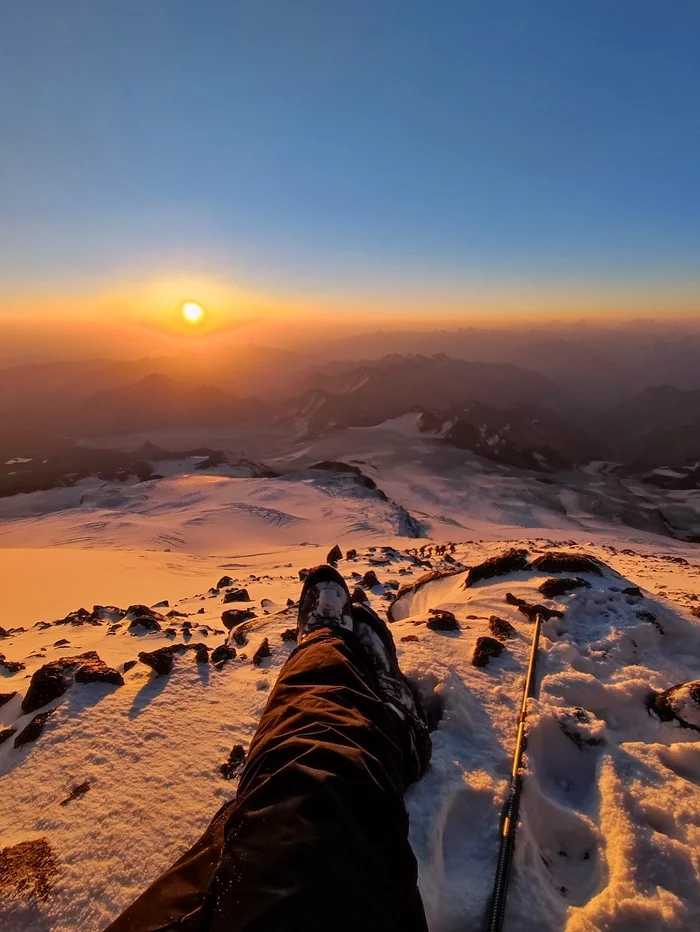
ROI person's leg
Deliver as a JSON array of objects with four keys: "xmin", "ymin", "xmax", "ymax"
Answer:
[{"xmin": 105, "ymin": 567, "xmax": 430, "ymax": 932}]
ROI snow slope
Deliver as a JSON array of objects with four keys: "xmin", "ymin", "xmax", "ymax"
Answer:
[{"xmin": 1, "ymin": 460, "xmax": 700, "ymax": 932}]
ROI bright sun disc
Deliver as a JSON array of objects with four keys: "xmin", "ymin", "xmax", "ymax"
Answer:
[{"xmin": 182, "ymin": 301, "xmax": 204, "ymax": 323}]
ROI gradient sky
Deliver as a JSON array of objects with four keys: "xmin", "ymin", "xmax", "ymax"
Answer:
[{"xmin": 1, "ymin": 0, "xmax": 699, "ymax": 319}]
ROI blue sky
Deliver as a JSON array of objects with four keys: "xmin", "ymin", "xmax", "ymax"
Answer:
[{"xmin": 1, "ymin": 0, "xmax": 699, "ymax": 315}]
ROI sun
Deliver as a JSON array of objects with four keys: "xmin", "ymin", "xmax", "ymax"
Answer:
[{"xmin": 181, "ymin": 301, "xmax": 204, "ymax": 323}]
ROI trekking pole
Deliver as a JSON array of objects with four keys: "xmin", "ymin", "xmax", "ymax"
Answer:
[{"xmin": 486, "ymin": 611, "xmax": 543, "ymax": 932}]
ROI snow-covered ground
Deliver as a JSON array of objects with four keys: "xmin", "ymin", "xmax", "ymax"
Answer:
[{"xmin": 1, "ymin": 440, "xmax": 700, "ymax": 931}]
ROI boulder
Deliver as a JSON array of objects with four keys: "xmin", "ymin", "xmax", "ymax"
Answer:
[
  {"xmin": 221, "ymin": 608, "xmax": 256, "ymax": 630},
  {"xmin": 138, "ymin": 645, "xmax": 186, "ymax": 676},
  {"xmin": 427, "ymin": 609, "xmax": 459, "ymax": 632},
  {"xmin": 252, "ymin": 638, "xmax": 271, "ymax": 666},
  {"xmin": 346, "ymin": 549, "xmax": 358, "ymax": 560},
  {"xmin": 22, "ymin": 652, "xmax": 122, "ymax": 715},
  {"xmin": 222, "ymin": 588, "xmax": 251, "ymax": 604},
  {"xmin": 326, "ymin": 544, "xmax": 343, "ymax": 563},
  {"xmin": 362, "ymin": 570, "xmax": 380, "ymax": 589},
  {"xmin": 216, "ymin": 576, "xmax": 234, "ymax": 589},
  {"xmin": 211, "ymin": 644, "xmax": 236, "ymax": 669},
  {"xmin": 128, "ymin": 616, "xmax": 162, "ymax": 632},
  {"xmin": 351, "ymin": 587, "xmax": 369, "ymax": 604},
  {"xmin": 472, "ymin": 637, "xmax": 504, "ymax": 667},
  {"xmin": 280, "ymin": 628, "xmax": 298, "ymax": 643}
]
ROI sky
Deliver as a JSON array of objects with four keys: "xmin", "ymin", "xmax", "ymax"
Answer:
[{"xmin": 1, "ymin": 0, "xmax": 699, "ymax": 324}]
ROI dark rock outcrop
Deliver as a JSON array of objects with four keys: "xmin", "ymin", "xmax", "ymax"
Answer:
[
  {"xmin": 464, "ymin": 549, "xmax": 529, "ymax": 588},
  {"xmin": 346, "ymin": 549, "xmax": 358, "ymax": 560},
  {"xmin": 22, "ymin": 652, "xmax": 123, "ymax": 715},
  {"xmin": 530, "ymin": 552, "xmax": 603, "ymax": 576},
  {"xmin": 400, "ymin": 634, "xmax": 420, "ymax": 643},
  {"xmin": 472, "ymin": 637, "xmax": 504, "ymax": 667},
  {"xmin": 0, "ymin": 654, "xmax": 25, "ymax": 674},
  {"xmin": 362, "ymin": 570, "xmax": 380, "ymax": 588},
  {"xmin": 216, "ymin": 576, "xmax": 234, "ymax": 589},
  {"xmin": 489, "ymin": 616, "xmax": 516, "ymax": 640},
  {"xmin": 280, "ymin": 628, "xmax": 298, "ymax": 643},
  {"xmin": 538, "ymin": 577, "xmax": 591, "ymax": 598},
  {"xmin": 138, "ymin": 645, "xmax": 186, "ymax": 676},
  {"xmin": 0, "ymin": 691, "xmax": 17, "ymax": 709},
  {"xmin": 351, "ymin": 587, "xmax": 369, "ymax": 604},
  {"xmin": 0, "ymin": 727, "xmax": 17, "ymax": 746},
  {"xmin": 128, "ymin": 616, "xmax": 162, "ymax": 632}
]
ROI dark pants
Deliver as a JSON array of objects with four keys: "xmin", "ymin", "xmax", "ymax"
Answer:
[{"xmin": 106, "ymin": 629, "xmax": 428, "ymax": 932}]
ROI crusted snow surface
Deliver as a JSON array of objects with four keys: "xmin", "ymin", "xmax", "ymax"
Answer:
[{"xmin": 1, "ymin": 476, "xmax": 700, "ymax": 930}]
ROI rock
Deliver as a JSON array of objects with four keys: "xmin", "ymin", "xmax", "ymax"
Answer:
[
  {"xmin": 221, "ymin": 608, "xmax": 256, "ymax": 630},
  {"xmin": 167, "ymin": 609, "xmax": 189, "ymax": 618},
  {"xmin": 222, "ymin": 588, "xmax": 251, "ymax": 603},
  {"xmin": 0, "ymin": 727, "xmax": 17, "ymax": 746},
  {"xmin": 138, "ymin": 645, "xmax": 186, "ymax": 676},
  {"xmin": 362, "ymin": 570, "xmax": 380, "ymax": 588},
  {"xmin": 0, "ymin": 654, "xmax": 25, "ymax": 674},
  {"xmin": 123, "ymin": 660, "xmax": 137, "ymax": 673},
  {"xmin": 193, "ymin": 643, "xmax": 210, "ymax": 663},
  {"xmin": 211, "ymin": 644, "xmax": 236, "ymax": 669},
  {"xmin": 346, "ymin": 549, "xmax": 357, "ymax": 560},
  {"xmin": 538, "ymin": 577, "xmax": 591, "ymax": 598},
  {"xmin": 326, "ymin": 544, "xmax": 343, "ymax": 563},
  {"xmin": 126, "ymin": 604, "xmax": 159, "ymax": 618},
  {"xmin": 153, "ymin": 600, "xmax": 169, "ymax": 609},
  {"xmin": 638, "ymin": 610, "xmax": 664, "ymax": 633},
  {"xmin": 464, "ymin": 549, "xmax": 530, "ymax": 588},
  {"xmin": 0, "ymin": 627, "xmax": 7, "ymax": 638},
  {"xmin": 23, "ymin": 653, "xmax": 122, "ymax": 715},
  {"xmin": 518, "ymin": 603, "xmax": 564, "ymax": 622},
  {"xmin": 505, "ymin": 592, "xmax": 527, "ymax": 607},
  {"xmin": 0, "ymin": 691, "xmax": 17, "ymax": 708},
  {"xmin": 286, "ymin": 597, "xmax": 295, "ymax": 607},
  {"xmin": 14, "ymin": 709, "xmax": 56, "ymax": 747},
  {"xmin": 60, "ymin": 782, "xmax": 91, "ymax": 806},
  {"xmin": 216, "ymin": 576, "xmax": 234, "ymax": 589},
  {"xmin": 351, "ymin": 587, "xmax": 369, "ymax": 604},
  {"xmin": 0, "ymin": 838, "xmax": 59, "ymax": 901},
  {"xmin": 489, "ymin": 616, "xmax": 516, "ymax": 641},
  {"xmin": 128, "ymin": 616, "xmax": 162, "ymax": 632},
  {"xmin": 280, "ymin": 628, "xmax": 298, "ymax": 643},
  {"xmin": 427, "ymin": 609, "xmax": 460, "ymax": 632},
  {"xmin": 53, "ymin": 638, "xmax": 70, "ymax": 647},
  {"xmin": 400, "ymin": 634, "xmax": 420, "ymax": 643},
  {"xmin": 623, "ymin": 586, "xmax": 644, "ymax": 598},
  {"xmin": 74, "ymin": 654, "xmax": 124, "ymax": 687},
  {"xmin": 530, "ymin": 552, "xmax": 603, "ymax": 576},
  {"xmin": 220, "ymin": 744, "xmax": 245, "ymax": 780},
  {"xmin": 197, "ymin": 607, "xmax": 205, "ymax": 614},
  {"xmin": 299, "ymin": 568, "xmax": 310, "ymax": 581},
  {"xmin": 648, "ymin": 681, "xmax": 700, "ymax": 732},
  {"xmin": 232, "ymin": 629, "xmax": 248, "ymax": 647},
  {"xmin": 472, "ymin": 637, "xmax": 504, "ymax": 667},
  {"xmin": 252, "ymin": 638, "xmax": 271, "ymax": 666}
]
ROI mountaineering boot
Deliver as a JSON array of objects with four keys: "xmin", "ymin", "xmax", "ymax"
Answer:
[
  {"xmin": 297, "ymin": 564, "xmax": 355, "ymax": 640},
  {"xmin": 352, "ymin": 600, "xmax": 432, "ymax": 782}
]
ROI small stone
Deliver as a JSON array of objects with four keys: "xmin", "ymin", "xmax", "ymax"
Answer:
[
  {"xmin": 216, "ymin": 575, "xmax": 234, "ymax": 589},
  {"xmin": 280, "ymin": 628, "xmax": 298, "ymax": 643},
  {"xmin": 153, "ymin": 600, "xmax": 169, "ymax": 609},
  {"xmin": 252, "ymin": 638, "xmax": 271, "ymax": 666},
  {"xmin": 326, "ymin": 544, "xmax": 343, "ymax": 563},
  {"xmin": 351, "ymin": 588, "xmax": 369, "ymax": 604},
  {"xmin": 472, "ymin": 637, "xmax": 504, "ymax": 667},
  {"xmin": 128, "ymin": 616, "xmax": 162, "ymax": 632},
  {"xmin": 505, "ymin": 592, "xmax": 527, "ymax": 607},
  {"xmin": 518, "ymin": 603, "xmax": 564, "ymax": 622},
  {"xmin": 346, "ymin": 549, "xmax": 357, "ymax": 560},
  {"xmin": 167, "ymin": 609, "xmax": 188, "ymax": 618},
  {"xmin": 623, "ymin": 586, "xmax": 643, "ymax": 598},
  {"xmin": 220, "ymin": 744, "xmax": 245, "ymax": 780},
  {"xmin": 400, "ymin": 635, "xmax": 420, "ymax": 643},
  {"xmin": 362, "ymin": 570, "xmax": 380, "ymax": 588},
  {"xmin": 138, "ymin": 645, "xmax": 186, "ymax": 676},
  {"xmin": 538, "ymin": 578, "xmax": 591, "ymax": 599},
  {"xmin": 0, "ymin": 655, "xmax": 25, "ymax": 674},
  {"xmin": 193, "ymin": 643, "xmax": 210, "ymax": 663},
  {"xmin": 53, "ymin": 638, "xmax": 70, "ymax": 647},
  {"xmin": 0, "ymin": 691, "xmax": 17, "ymax": 708},
  {"xmin": 123, "ymin": 660, "xmax": 137, "ymax": 673},
  {"xmin": 197, "ymin": 607, "xmax": 205, "ymax": 614},
  {"xmin": 60, "ymin": 782, "xmax": 90, "ymax": 806},
  {"xmin": 14, "ymin": 709, "xmax": 56, "ymax": 747}
]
